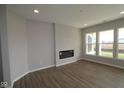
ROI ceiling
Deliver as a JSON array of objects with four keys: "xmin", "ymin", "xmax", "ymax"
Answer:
[{"xmin": 7, "ymin": 4, "xmax": 124, "ymax": 28}]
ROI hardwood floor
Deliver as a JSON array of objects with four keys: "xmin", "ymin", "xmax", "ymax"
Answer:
[{"xmin": 13, "ymin": 60, "xmax": 124, "ymax": 88}]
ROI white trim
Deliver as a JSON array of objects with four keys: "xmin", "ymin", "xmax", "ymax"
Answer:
[
  {"xmin": 56, "ymin": 59, "xmax": 78, "ymax": 67},
  {"xmin": 29, "ymin": 65, "xmax": 55, "ymax": 73},
  {"xmin": 11, "ymin": 59, "xmax": 82, "ymax": 87},
  {"xmin": 11, "ymin": 71, "xmax": 29, "ymax": 88},
  {"xmin": 84, "ymin": 54, "xmax": 124, "ymax": 61},
  {"xmin": 84, "ymin": 27, "xmax": 124, "ymax": 62},
  {"xmin": 81, "ymin": 58, "xmax": 124, "ymax": 70},
  {"xmin": 11, "ymin": 64, "xmax": 55, "ymax": 88}
]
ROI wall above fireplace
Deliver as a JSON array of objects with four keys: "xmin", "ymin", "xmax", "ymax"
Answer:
[{"xmin": 55, "ymin": 24, "xmax": 82, "ymax": 66}]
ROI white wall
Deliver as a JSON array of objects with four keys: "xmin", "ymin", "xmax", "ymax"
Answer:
[
  {"xmin": 5, "ymin": 11, "xmax": 55, "ymax": 86},
  {"xmin": 81, "ymin": 18, "xmax": 124, "ymax": 69},
  {"xmin": 1, "ymin": 6, "xmax": 82, "ymax": 86},
  {"xmin": 0, "ymin": 5, "xmax": 11, "ymax": 86},
  {"xmin": 55, "ymin": 24, "xmax": 81, "ymax": 66},
  {"xmin": 7, "ymin": 10, "xmax": 28, "ymax": 82},
  {"xmin": 27, "ymin": 20, "xmax": 55, "ymax": 71}
]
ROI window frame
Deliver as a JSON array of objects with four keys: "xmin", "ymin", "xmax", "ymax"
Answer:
[
  {"xmin": 84, "ymin": 28, "xmax": 124, "ymax": 61},
  {"xmin": 85, "ymin": 32, "xmax": 96, "ymax": 55},
  {"xmin": 98, "ymin": 29, "xmax": 114, "ymax": 58},
  {"xmin": 117, "ymin": 28, "xmax": 124, "ymax": 60}
]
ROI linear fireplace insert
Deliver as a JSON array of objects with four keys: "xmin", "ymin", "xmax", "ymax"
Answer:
[{"xmin": 59, "ymin": 50, "xmax": 74, "ymax": 59}]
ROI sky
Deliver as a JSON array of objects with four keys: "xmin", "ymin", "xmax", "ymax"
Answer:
[
  {"xmin": 99, "ymin": 30, "xmax": 114, "ymax": 43},
  {"xmin": 119, "ymin": 28, "xmax": 124, "ymax": 43}
]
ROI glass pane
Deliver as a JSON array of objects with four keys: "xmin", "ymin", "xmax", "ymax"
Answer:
[
  {"xmin": 99, "ymin": 30, "xmax": 114, "ymax": 43},
  {"xmin": 118, "ymin": 28, "xmax": 124, "ymax": 43},
  {"xmin": 118, "ymin": 44, "xmax": 124, "ymax": 59},
  {"xmin": 86, "ymin": 33, "xmax": 96, "ymax": 44},
  {"xmin": 86, "ymin": 44, "xmax": 96, "ymax": 55},
  {"xmin": 99, "ymin": 44, "xmax": 113, "ymax": 57},
  {"xmin": 118, "ymin": 28, "xmax": 124, "ymax": 59}
]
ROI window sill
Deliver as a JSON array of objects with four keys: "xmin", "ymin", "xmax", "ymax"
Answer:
[{"xmin": 85, "ymin": 54, "xmax": 124, "ymax": 62}]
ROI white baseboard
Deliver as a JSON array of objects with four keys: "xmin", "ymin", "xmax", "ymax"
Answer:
[
  {"xmin": 56, "ymin": 61, "xmax": 75, "ymax": 67},
  {"xmin": 10, "ymin": 58, "xmax": 124, "ymax": 88},
  {"xmin": 56, "ymin": 59, "xmax": 79, "ymax": 67},
  {"xmin": 11, "ymin": 58, "xmax": 81, "ymax": 87},
  {"xmin": 11, "ymin": 71, "xmax": 29, "ymax": 88},
  {"xmin": 81, "ymin": 58, "xmax": 124, "ymax": 70},
  {"xmin": 29, "ymin": 65, "xmax": 55, "ymax": 73},
  {"xmin": 11, "ymin": 64, "xmax": 55, "ymax": 88}
]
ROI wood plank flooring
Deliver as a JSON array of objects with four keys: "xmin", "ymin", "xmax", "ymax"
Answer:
[{"xmin": 13, "ymin": 60, "xmax": 124, "ymax": 88}]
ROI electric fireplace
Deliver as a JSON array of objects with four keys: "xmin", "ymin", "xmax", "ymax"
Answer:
[{"xmin": 59, "ymin": 50, "xmax": 74, "ymax": 59}]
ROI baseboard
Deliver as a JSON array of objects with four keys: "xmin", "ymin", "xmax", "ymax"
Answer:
[
  {"xmin": 56, "ymin": 59, "xmax": 79, "ymax": 67},
  {"xmin": 11, "ymin": 59, "xmax": 82, "ymax": 87},
  {"xmin": 81, "ymin": 58, "xmax": 124, "ymax": 70},
  {"xmin": 11, "ymin": 64, "xmax": 55, "ymax": 88},
  {"xmin": 29, "ymin": 65, "xmax": 55, "ymax": 73},
  {"xmin": 11, "ymin": 71, "xmax": 29, "ymax": 88}
]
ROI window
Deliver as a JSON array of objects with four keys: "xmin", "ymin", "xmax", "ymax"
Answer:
[
  {"xmin": 86, "ymin": 32, "xmax": 96, "ymax": 55},
  {"xmin": 118, "ymin": 28, "xmax": 124, "ymax": 59},
  {"xmin": 99, "ymin": 30, "xmax": 114, "ymax": 57},
  {"xmin": 85, "ymin": 28, "xmax": 124, "ymax": 60}
]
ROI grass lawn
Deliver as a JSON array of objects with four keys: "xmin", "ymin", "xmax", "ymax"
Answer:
[
  {"xmin": 101, "ymin": 52, "xmax": 124, "ymax": 59},
  {"xmin": 101, "ymin": 52, "xmax": 113, "ymax": 57},
  {"xmin": 118, "ymin": 53, "xmax": 124, "ymax": 59}
]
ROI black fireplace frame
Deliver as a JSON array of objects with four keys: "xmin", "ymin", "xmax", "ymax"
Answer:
[{"xmin": 59, "ymin": 50, "xmax": 74, "ymax": 59}]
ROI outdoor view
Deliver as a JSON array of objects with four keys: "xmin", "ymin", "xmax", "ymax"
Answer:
[
  {"xmin": 118, "ymin": 28, "xmax": 124, "ymax": 59},
  {"xmin": 86, "ymin": 33, "xmax": 96, "ymax": 55},
  {"xmin": 86, "ymin": 29, "xmax": 124, "ymax": 59},
  {"xmin": 99, "ymin": 30, "xmax": 114, "ymax": 58}
]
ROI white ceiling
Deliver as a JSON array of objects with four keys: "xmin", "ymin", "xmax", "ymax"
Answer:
[{"xmin": 7, "ymin": 4, "xmax": 124, "ymax": 28}]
